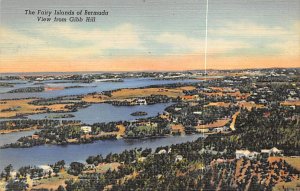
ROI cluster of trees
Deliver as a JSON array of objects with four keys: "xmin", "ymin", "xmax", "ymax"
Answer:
[
  {"xmin": 130, "ymin": 111, "xmax": 147, "ymax": 116},
  {"xmin": 234, "ymin": 106, "xmax": 300, "ymax": 155},
  {"xmin": 7, "ymin": 86, "xmax": 45, "ymax": 93},
  {"xmin": 2, "ymin": 164, "xmax": 51, "ymax": 191},
  {"xmin": 63, "ymin": 137, "xmax": 297, "ymax": 191},
  {"xmin": 2, "ymin": 117, "xmax": 299, "ymax": 191},
  {"xmin": 2, "ymin": 121, "xmax": 124, "ymax": 148},
  {"xmin": 29, "ymin": 96, "xmax": 83, "ymax": 106},
  {"xmin": 50, "ymin": 160, "xmax": 65, "ymax": 176},
  {"xmin": 0, "ymin": 106, "xmax": 21, "ymax": 112},
  {"xmin": 0, "ymin": 82, "xmax": 14, "ymax": 87},
  {"xmin": 166, "ymin": 102, "xmax": 238, "ymax": 127},
  {"xmin": 0, "ymin": 119, "xmax": 61, "ymax": 131},
  {"xmin": 91, "ymin": 122, "xmax": 120, "ymax": 133},
  {"xmin": 125, "ymin": 118, "xmax": 170, "ymax": 139}
]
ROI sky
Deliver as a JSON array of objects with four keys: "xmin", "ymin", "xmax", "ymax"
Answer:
[{"xmin": 0, "ymin": 0, "xmax": 299, "ymax": 73}]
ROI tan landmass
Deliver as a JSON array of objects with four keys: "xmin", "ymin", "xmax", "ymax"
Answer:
[
  {"xmin": 0, "ymin": 99, "xmax": 72, "ymax": 118},
  {"xmin": 195, "ymin": 119, "xmax": 230, "ymax": 129},
  {"xmin": 280, "ymin": 101, "xmax": 300, "ymax": 106},
  {"xmin": 83, "ymin": 86, "xmax": 196, "ymax": 103}
]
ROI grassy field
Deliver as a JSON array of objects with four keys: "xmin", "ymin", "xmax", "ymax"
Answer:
[
  {"xmin": 195, "ymin": 119, "xmax": 230, "ymax": 129},
  {"xmin": 31, "ymin": 170, "xmax": 76, "ymax": 190},
  {"xmin": 82, "ymin": 86, "xmax": 195, "ymax": 103},
  {"xmin": 282, "ymin": 157, "xmax": 300, "ymax": 171},
  {"xmin": 207, "ymin": 102, "xmax": 231, "ymax": 107},
  {"xmin": 237, "ymin": 101, "xmax": 265, "ymax": 110},
  {"xmin": 0, "ymin": 99, "xmax": 71, "ymax": 118},
  {"xmin": 273, "ymin": 179, "xmax": 300, "ymax": 191},
  {"xmin": 116, "ymin": 124, "xmax": 126, "ymax": 138},
  {"xmin": 170, "ymin": 124, "xmax": 185, "ymax": 134},
  {"xmin": 0, "ymin": 99, "xmax": 41, "ymax": 118}
]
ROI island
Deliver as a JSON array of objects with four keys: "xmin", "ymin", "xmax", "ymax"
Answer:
[{"xmin": 130, "ymin": 111, "xmax": 148, "ymax": 116}]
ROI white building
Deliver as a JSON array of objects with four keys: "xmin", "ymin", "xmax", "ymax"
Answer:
[
  {"xmin": 261, "ymin": 147, "xmax": 283, "ymax": 156},
  {"xmin": 236, "ymin": 150, "xmax": 259, "ymax": 160},
  {"xmin": 81, "ymin": 126, "xmax": 92, "ymax": 134},
  {"xmin": 136, "ymin": 99, "xmax": 147, "ymax": 105},
  {"xmin": 236, "ymin": 150, "xmax": 251, "ymax": 159},
  {"xmin": 259, "ymin": 99, "xmax": 268, "ymax": 104},
  {"xmin": 38, "ymin": 165, "xmax": 53, "ymax": 173},
  {"xmin": 213, "ymin": 126, "xmax": 229, "ymax": 133},
  {"xmin": 175, "ymin": 155, "xmax": 183, "ymax": 162},
  {"xmin": 157, "ymin": 149, "xmax": 167, "ymax": 154}
]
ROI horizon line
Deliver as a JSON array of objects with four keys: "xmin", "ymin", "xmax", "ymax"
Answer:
[{"xmin": 1, "ymin": 67, "xmax": 299, "ymax": 75}]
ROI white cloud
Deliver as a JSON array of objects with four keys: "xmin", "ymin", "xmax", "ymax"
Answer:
[
  {"xmin": 1, "ymin": 21, "xmax": 299, "ymax": 60},
  {"xmin": 1, "ymin": 23, "xmax": 146, "ymax": 59},
  {"xmin": 267, "ymin": 22, "xmax": 300, "ymax": 56},
  {"xmin": 268, "ymin": 40, "xmax": 300, "ymax": 56},
  {"xmin": 209, "ymin": 21, "xmax": 293, "ymax": 37},
  {"xmin": 0, "ymin": 27, "xmax": 45, "ymax": 56},
  {"xmin": 207, "ymin": 21, "xmax": 300, "ymax": 56},
  {"xmin": 154, "ymin": 32, "xmax": 250, "ymax": 54},
  {"xmin": 47, "ymin": 23, "xmax": 144, "ymax": 50}
]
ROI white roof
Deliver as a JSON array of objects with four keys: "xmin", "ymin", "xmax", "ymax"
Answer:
[
  {"xmin": 271, "ymin": 147, "xmax": 281, "ymax": 152},
  {"xmin": 158, "ymin": 149, "xmax": 167, "ymax": 154},
  {"xmin": 236, "ymin": 150, "xmax": 251, "ymax": 155},
  {"xmin": 38, "ymin": 165, "xmax": 53, "ymax": 171},
  {"xmin": 261, "ymin": 149, "xmax": 270, "ymax": 153}
]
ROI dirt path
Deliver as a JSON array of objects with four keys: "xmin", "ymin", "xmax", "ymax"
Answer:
[{"xmin": 230, "ymin": 111, "xmax": 240, "ymax": 131}]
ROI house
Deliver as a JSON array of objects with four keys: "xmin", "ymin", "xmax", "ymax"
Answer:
[
  {"xmin": 287, "ymin": 97, "xmax": 299, "ymax": 101},
  {"xmin": 136, "ymin": 99, "xmax": 147, "ymax": 105},
  {"xmin": 81, "ymin": 126, "xmax": 92, "ymax": 134},
  {"xmin": 38, "ymin": 165, "xmax": 53, "ymax": 174},
  {"xmin": 259, "ymin": 99, "xmax": 268, "ymax": 104},
  {"xmin": 197, "ymin": 128, "xmax": 210, "ymax": 133},
  {"xmin": 85, "ymin": 164, "xmax": 95, "ymax": 170},
  {"xmin": 174, "ymin": 107, "xmax": 182, "ymax": 111},
  {"xmin": 157, "ymin": 149, "xmax": 167, "ymax": 154},
  {"xmin": 261, "ymin": 147, "xmax": 283, "ymax": 156},
  {"xmin": 175, "ymin": 155, "xmax": 183, "ymax": 162},
  {"xmin": 213, "ymin": 126, "xmax": 229, "ymax": 133},
  {"xmin": 193, "ymin": 111, "xmax": 202, "ymax": 115},
  {"xmin": 236, "ymin": 150, "xmax": 251, "ymax": 159},
  {"xmin": 35, "ymin": 77, "xmax": 44, "ymax": 81},
  {"xmin": 236, "ymin": 150, "xmax": 259, "ymax": 159}
]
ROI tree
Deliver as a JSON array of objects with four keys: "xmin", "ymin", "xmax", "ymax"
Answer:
[
  {"xmin": 57, "ymin": 185, "xmax": 66, "ymax": 191},
  {"xmin": 67, "ymin": 162, "xmax": 84, "ymax": 176},
  {"xmin": 48, "ymin": 170, "xmax": 52, "ymax": 178},
  {"xmin": 6, "ymin": 180, "xmax": 27, "ymax": 191},
  {"xmin": 4, "ymin": 164, "xmax": 13, "ymax": 181}
]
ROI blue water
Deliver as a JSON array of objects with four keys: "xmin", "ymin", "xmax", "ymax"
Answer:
[
  {"xmin": 0, "ymin": 78, "xmax": 201, "ymax": 170},
  {"xmin": 0, "ymin": 78, "xmax": 199, "ymax": 99},
  {"xmin": 27, "ymin": 103, "xmax": 172, "ymax": 124},
  {"xmin": 0, "ymin": 130, "xmax": 38, "ymax": 146},
  {"xmin": 0, "ymin": 134, "xmax": 202, "ymax": 170}
]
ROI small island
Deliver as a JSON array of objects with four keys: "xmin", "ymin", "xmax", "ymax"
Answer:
[
  {"xmin": 45, "ymin": 114, "xmax": 75, "ymax": 119},
  {"xmin": 130, "ymin": 111, "xmax": 148, "ymax": 116},
  {"xmin": 7, "ymin": 86, "xmax": 45, "ymax": 93}
]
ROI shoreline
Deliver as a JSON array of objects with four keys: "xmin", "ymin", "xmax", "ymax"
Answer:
[{"xmin": 0, "ymin": 127, "xmax": 39, "ymax": 135}]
